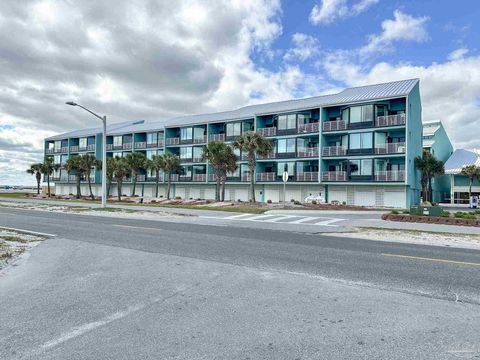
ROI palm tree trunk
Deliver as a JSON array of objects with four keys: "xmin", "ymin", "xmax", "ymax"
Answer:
[
  {"xmin": 117, "ymin": 180, "xmax": 122, "ymax": 201},
  {"xmin": 87, "ymin": 172, "xmax": 94, "ymax": 200},
  {"xmin": 221, "ymin": 176, "xmax": 226, "ymax": 202},
  {"xmin": 76, "ymin": 175, "xmax": 81, "ymax": 199},
  {"xmin": 215, "ymin": 176, "xmax": 220, "ymax": 201},
  {"xmin": 47, "ymin": 175, "xmax": 51, "ymax": 197},
  {"xmin": 428, "ymin": 177, "xmax": 433, "ymax": 202},
  {"xmin": 469, "ymin": 177, "xmax": 473, "ymax": 200},
  {"xmin": 131, "ymin": 172, "xmax": 137, "ymax": 196},
  {"xmin": 155, "ymin": 171, "xmax": 159, "ymax": 198},
  {"xmin": 36, "ymin": 173, "xmax": 41, "ymax": 195},
  {"xmin": 107, "ymin": 180, "xmax": 111, "ymax": 197},
  {"xmin": 167, "ymin": 174, "xmax": 171, "ymax": 200}
]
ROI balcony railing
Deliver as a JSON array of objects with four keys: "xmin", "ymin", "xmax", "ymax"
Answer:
[
  {"xmin": 209, "ymin": 134, "xmax": 225, "ymax": 142},
  {"xmin": 296, "ymin": 172, "xmax": 318, "ymax": 182},
  {"xmin": 298, "ymin": 122, "xmax": 319, "ymax": 134},
  {"xmin": 87, "ymin": 144, "xmax": 95, "ymax": 151},
  {"xmin": 374, "ymin": 170, "xmax": 405, "ymax": 182},
  {"xmin": 158, "ymin": 139, "xmax": 165, "ymax": 147},
  {"xmin": 322, "ymin": 146, "xmax": 347, "ymax": 157},
  {"xmin": 297, "ymin": 147, "xmax": 319, "ymax": 158},
  {"xmin": 375, "ymin": 114, "xmax": 406, "ymax": 127},
  {"xmin": 136, "ymin": 175, "xmax": 146, "ymax": 182},
  {"xmin": 322, "ymin": 171, "xmax": 347, "ymax": 181},
  {"xmin": 257, "ymin": 152, "xmax": 276, "ymax": 160},
  {"xmin": 106, "ymin": 144, "xmax": 113, "ymax": 150},
  {"xmin": 169, "ymin": 174, "xmax": 179, "ymax": 182},
  {"xmin": 68, "ymin": 175, "xmax": 77, "ymax": 182},
  {"xmin": 374, "ymin": 142, "xmax": 406, "ymax": 154},
  {"xmin": 241, "ymin": 174, "xmax": 251, "ymax": 182},
  {"xmin": 323, "ymin": 120, "xmax": 347, "ymax": 132},
  {"xmin": 193, "ymin": 156, "xmax": 204, "ymax": 163},
  {"xmin": 135, "ymin": 142, "xmax": 146, "ymax": 149},
  {"xmin": 54, "ymin": 147, "xmax": 68, "ymax": 153},
  {"xmin": 166, "ymin": 137, "xmax": 180, "ymax": 146},
  {"xmin": 70, "ymin": 146, "xmax": 79, "ymax": 152},
  {"xmin": 146, "ymin": 174, "xmax": 165, "ymax": 182},
  {"xmin": 180, "ymin": 158, "xmax": 192, "ymax": 163},
  {"xmin": 192, "ymin": 174, "xmax": 207, "ymax": 182},
  {"xmin": 46, "ymin": 148, "xmax": 54, "ymax": 154},
  {"xmin": 256, "ymin": 172, "xmax": 277, "ymax": 182},
  {"xmin": 257, "ymin": 127, "xmax": 277, "ymax": 137},
  {"xmin": 193, "ymin": 136, "xmax": 207, "ymax": 144},
  {"xmin": 122, "ymin": 143, "xmax": 132, "ymax": 150}
]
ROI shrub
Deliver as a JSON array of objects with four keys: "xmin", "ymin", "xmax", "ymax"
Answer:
[
  {"xmin": 311, "ymin": 200, "xmax": 317, "ymax": 205},
  {"xmin": 391, "ymin": 210, "xmax": 399, "ymax": 214},
  {"xmin": 267, "ymin": 199, "xmax": 272, "ymax": 204},
  {"xmin": 294, "ymin": 200, "xmax": 301, "ymax": 205},
  {"xmin": 175, "ymin": 196, "xmax": 182, "ymax": 200},
  {"xmin": 454, "ymin": 211, "xmax": 476, "ymax": 219},
  {"xmin": 440, "ymin": 211, "xmax": 450, "ymax": 218},
  {"xmin": 401, "ymin": 209, "xmax": 410, "ymax": 214},
  {"xmin": 342, "ymin": 201, "xmax": 347, "ymax": 205},
  {"xmin": 290, "ymin": 199, "xmax": 295, "ymax": 202}
]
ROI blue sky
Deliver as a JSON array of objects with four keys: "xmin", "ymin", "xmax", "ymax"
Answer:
[{"xmin": 1, "ymin": 0, "xmax": 480, "ymax": 185}]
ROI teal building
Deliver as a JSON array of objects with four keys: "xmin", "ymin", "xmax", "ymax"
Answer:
[{"xmin": 45, "ymin": 79, "xmax": 423, "ymax": 208}]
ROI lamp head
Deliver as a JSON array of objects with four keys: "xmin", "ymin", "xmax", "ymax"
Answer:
[{"xmin": 65, "ymin": 101, "xmax": 77, "ymax": 106}]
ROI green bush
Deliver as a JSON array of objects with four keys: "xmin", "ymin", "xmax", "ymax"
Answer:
[
  {"xmin": 401, "ymin": 209, "xmax": 410, "ymax": 214},
  {"xmin": 390, "ymin": 210, "xmax": 399, "ymax": 214},
  {"xmin": 440, "ymin": 211, "xmax": 450, "ymax": 218},
  {"xmin": 454, "ymin": 211, "xmax": 476, "ymax": 219}
]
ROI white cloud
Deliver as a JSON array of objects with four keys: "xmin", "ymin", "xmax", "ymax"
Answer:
[
  {"xmin": 448, "ymin": 47, "xmax": 469, "ymax": 61},
  {"xmin": 309, "ymin": 0, "xmax": 378, "ymax": 25},
  {"xmin": 283, "ymin": 33, "xmax": 319, "ymax": 62},
  {"xmin": 360, "ymin": 10, "xmax": 429, "ymax": 56}
]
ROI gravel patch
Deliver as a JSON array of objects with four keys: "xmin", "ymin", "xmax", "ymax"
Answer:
[{"xmin": 0, "ymin": 229, "xmax": 47, "ymax": 270}]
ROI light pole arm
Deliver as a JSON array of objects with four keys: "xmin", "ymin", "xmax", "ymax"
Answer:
[{"xmin": 75, "ymin": 104, "xmax": 105, "ymax": 122}]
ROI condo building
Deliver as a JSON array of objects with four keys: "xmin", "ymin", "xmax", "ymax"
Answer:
[{"xmin": 45, "ymin": 79, "xmax": 422, "ymax": 208}]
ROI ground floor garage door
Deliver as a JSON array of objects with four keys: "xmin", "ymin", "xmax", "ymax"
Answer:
[
  {"xmin": 328, "ymin": 186, "xmax": 347, "ymax": 204},
  {"xmin": 353, "ymin": 190, "xmax": 376, "ymax": 207},
  {"xmin": 384, "ymin": 189, "xmax": 406, "ymax": 208}
]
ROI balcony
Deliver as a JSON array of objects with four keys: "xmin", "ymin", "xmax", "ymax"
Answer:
[
  {"xmin": 122, "ymin": 143, "xmax": 132, "ymax": 150},
  {"xmin": 136, "ymin": 175, "xmax": 146, "ymax": 182},
  {"xmin": 146, "ymin": 174, "xmax": 164, "ymax": 182},
  {"xmin": 158, "ymin": 139, "xmax": 165, "ymax": 147},
  {"xmin": 193, "ymin": 156, "xmax": 204, "ymax": 163},
  {"xmin": 375, "ymin": 114, "xmax": 406, "ymax": 127},
  {"xmin": 46, "ymin": 148, "xmax": 54, "ymax": 154},
  {"xmin": 192, "ymin": 174, "xmax": 207, "ymax": 182},
  {"xmin": 179, "ymin": 175, "xmax": 193, "ymax": 182},
  {"xmin": 374, "ymin": 170, "xmax": 405, "ymax": 182},
  {"xmin": 209, "ymin": 134, "xmax": 225, "ymax": 142},
  {"xmin": 256, "ymin": 172, "xmax": 277, "ymax": 182},
  {"xmin": 166, "ymin": 137, "xmax": 180, "ymax": 146},
  {"xmin": 106, "ymin": 144, "xmax": 113, "ymax": 151},
  {"xmin": 322, "ymin": 146, "xmax": 347, "ymax": 157},
  {"xmin": 322, "ymin": 120, "xmax": 347, "ymax": 132},
  {"xmin": 296, "ymin": 172, "xmax": 318, "ymax": 182},
  {"xmin": 322, "ymin": 171, "xmax": 347, "ymax": 181},
  {"xmin": 257, "ymin": 127, "xmax": 276, "ymax": 137},
  {"xmin": 135, "ymin": 142, "xmax": 146, "ymax": 149},
  {"xmin": 169, "ymin": 174, "xmax": 179, "ymax": 182},
  {"xmin": 298, "ymin": 122, "xmax": 319, "ymax": 134},
  {"xmin": 54, "ymin": 147, "xmax": 68, "ymax": 153},
  {"xmin": 374, "ymin": 142, "xmax": 406, "ymax": 154},
  {"xmin": 241, "ymin": 174, "xmax": 251, "ymax": 182},
  {"xmin": 180, "ymin": 158, "xmax": 192, "ymax": 163},
  {"xmin": 68, "ymin": 175, "xmax": 77, "ymax": 182},
  {"xmin": 70, "ymin": 146, "xmax": 79, "ymax": 152},
  {"xmin": 193, "ymin": 136, "xmax": 207, "ymax": 144},
  {"xmin": 297, "ymin": 147, "xmax": 319, "ymax": 158},
  {"xmin": 87, "ymin": 144, "xmax": 95, "ymax": 151},
  {"xmin": 257, "ymin": 152, "xmax": 276, "ymax": 160}
]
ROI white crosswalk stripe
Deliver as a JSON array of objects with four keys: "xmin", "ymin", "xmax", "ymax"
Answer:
[{"xmin": 220, "ymin": 214, "xmax": 345, "ymax": 226}]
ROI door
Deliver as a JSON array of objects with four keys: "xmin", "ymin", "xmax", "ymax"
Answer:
[
  {"xmin": 384, "ymin": 189, "xmax": 406, "ymax": 208},
  {"xmin": 354, "ymin": 190, "xmax": 376, "ymax": 207}
]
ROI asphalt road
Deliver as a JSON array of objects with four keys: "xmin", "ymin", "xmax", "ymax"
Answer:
[{"xmin": 1, "ymin": 207, "xmax": 480, "ymax": 359}]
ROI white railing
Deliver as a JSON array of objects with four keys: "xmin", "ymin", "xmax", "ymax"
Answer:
[
  {"xmin": 146, "ymin": 174, "xmax": 164, "ymax": 182},
  {"xmin": 208, "ymin": 174, "xmax": 216, "ymax": 182},
  {"xmin": 46, "ymin": 148, "xmax": 54, "ymax": 154},
  {"xmin": 256, "ymin": 172, "xmax": 277, "ymax": 182},
  {"xmin": 136, "ymin": 175, "xmax": 146, "ymax": 182},
  {"xmin": 135, "ymin": 142, "xmax": 146, "ymax": 149},
  {"xmin": 68, "ymin": 175, "xmax": 77, "ymax": 182},
  {"xmin": 257, "ymin": 152, "xmax": 276, "ymax": 159},
  {"xmin": 298, "ymin": 122, "xmax": 319, "ymax": 133},
  {"xmin": 192, "ymin": 174, "xmax": 207, "ymax": 182},
  {"xmin": 297, "ymin": 147, "xmax": 319, "ymax": 158},
  {"xmin": 122, "ymin": 143, "xmax": 132, "ymax": 150},
  {"xmin": 375, "ymin": 114, "xmax": 406, "ymax": 127},
  {"xmin": 241, "ymin": 174, "xmax": 251, "ymax": 182},
  {"xmin": 106, "ymin": 144, "xmax": 113, "ymax": 150},
  {"xmin": 193, "ymin": 136, "xmax": 207, "ymax": 144},
  {"xmin": 70, "ymin": 146, "xmax": 79, "ymax": 152},
  {"xmin": 257, "ymin": 127, "xmax": 277, "ymax": 137},
  {"xmin": 322, "ymin": 146, "xmax": 347, "ymax": 157},
  {"xmin": 374, "ymin": 142, "xmax": 406, "ymax": 154},
  {"xmin": 209, "ymin": 134, "xmax": 225, "ymax": 142},
  {"xmin": 193, "ymin": 157, "xmax": 204, "ymax": 163},
  {"xmin": 157, "ymin": 139, "xmax": 165, "ymax": 147},
  {"xmin": 322, "ymin": 171, "xmax": 347, "ymax": 181},
  {"xmin": 374, "ymin": 170, "xmax": 405, "ymax": 182},
  {"xmin": 87, "ymin": 144, "xmax": 95, "ymax": 151},
  {"xmin": 165, "ymin": 137, "xmax": 180, "ymax": 145},
  {"xmin": 322, "ymin": 120, "xmax": 347, "ymax": 132},
  {"xmin": 169, "ymin": 174, "xmax": 179, "ymax": 182},
  {"xmin": 296, "ymin": 172, "xmax": 318, "ymax": 182}
]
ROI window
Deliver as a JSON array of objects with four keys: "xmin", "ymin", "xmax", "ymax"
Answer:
[
  {"xmin": 243, "ymin": 122, "xmax": 253, "ymax": 132},
  {"xmin": 347, "ymin": 105, "xmax": 374, "ymax": 124},
  {"xmin": 180, "ymin": 147, "xmax": 192, "ymax": 159},
  {"xmin": 54, "ymin": 155, "xmax": 61, "ymax": 164},
  {"xmin": 180, "ymin": 127, "xmax": 193, "ymax": 140},
  {"xmin": 180, "ymin": 166, "xmax": 192, "ymax": 176},
  {"xmin": 61, "ymin": 155, "xmax": 68, "ymax": 165},
  {"xmin": 193, "ymin": 127, "xmax": 205, "ymax": 140},
  {"xmin": 349, "ymin": 133, "xmax": 372, "ymax": 150},
  {"xmin": 278, "ymin": 114, "xmax": 296, "ymax": 130},
  {"xmin": 349, "ymin": 159, "xmax": 373, "ymax": 176},
  {"xmin": 54, "ymin": 140, "xmax": 62, "ymax": 149},
  {"xmin": 147, "ymin": 132, "xmax": 158, "ymax": 145},
  {"xmin": 297, "ymin": 114, "xmax": 310, "ymax": 125},
  {"xmin": 277, "ymin": 138, "xmax": 296, "ymax": 153},
  {"xmin": 79, "ymin": 138, "xmax": 87, "ymax": 149},
  {"xmin": 113, "ymin": 136, "xmax": 122, "ymax": 147},
  {"xmin": 193, "ymin": 147, "xmax": 203, "ymax": 160},
  {"xmin": 277, "ymin": 162, "xmax": 295, "ymax": 176},
  {"xmin": 123, "ymin": 135, "xmax": 132, "ymax": 143},
  {"xmin": 146, "ymin": 150, "xmax": 156, "ymax": 160},
  {"xmin": 226, "ymin": 122, "xmax": 241, "ymax": 137},
  {"xmin": 227, "ymin": 167, "xmax": 240, "ymax": 177},
  {"xmin": 113, "ymin": 152, "xmax": 123, "ymax": 158}
]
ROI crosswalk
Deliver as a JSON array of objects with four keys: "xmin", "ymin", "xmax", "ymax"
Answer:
[{"xmin": 221, "ymin": 213, "xmax": 345, "ymax": 227}]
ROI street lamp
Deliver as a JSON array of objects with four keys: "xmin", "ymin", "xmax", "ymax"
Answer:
[{"xmin": 66, "ymin": 102, "xmax": 107, "ymax": 208}]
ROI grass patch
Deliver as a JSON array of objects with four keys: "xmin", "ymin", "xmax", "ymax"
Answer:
[
  {"xmin": 133, "ymin": 203, "xmax": 268, "ymax": 214},
  {"xmin": 0, "ymin": 192, "xmax": 31, "ymax": 198},
  {"xmin": 357, "ymin": 226, "xmax": 480, "ymax": 237},
  {"xmin": 0, "ymin": 235, "xmax": 28, "ymax": 243}
]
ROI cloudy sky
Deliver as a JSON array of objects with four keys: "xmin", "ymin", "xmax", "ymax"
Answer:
[{"xmin": 1, "ymin": 0, "xmax": 479, "ymax": 185}]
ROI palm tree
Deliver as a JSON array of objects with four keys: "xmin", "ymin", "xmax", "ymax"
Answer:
[
  {"xmin": 460, "ymin": 164, "xmax": 480, "ymax": 201},
  {"xmin": 112, "ymin": 156, "xmax": 130, "ymax": 201},
  {"xmin": 233, "ymin": 131, "xmax": 272, "ymax": 202},
  {"xmin": 79, "ymin": 154, "xmax": 102, "ymax": 200},
  {"xmin": 415, "ymin": 150, "xmax": 445, "ymax": 203},
  {"xmin": 161, "ymin": 153, "xmax": 180, "ymax": 200},
  {"xmin": 148, "ymin": 154, "xmax": 166, "ymax": 198},
  {"xmin": 125, "ymin": 152, "xmax": 146, "ymax": 196},
  {"xmin": 27, "ymin": 163, "xmax": 43, "ymax": 195},
  {"xmin": 202, "ymin": 142, "xmax": 238, "ymax": 201},
  {"xmin": 41, "ymin": 157, "xmax": 59, "ymax": 197},
  {"xmin": 105, "ymin": 157, "xmax": 116, "ymax": 197},
  {"xmin": 64, "ymin": 156, "xmax": 84, "ymax": 199}
]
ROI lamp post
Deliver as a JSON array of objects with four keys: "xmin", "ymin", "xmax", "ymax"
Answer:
[{"xmin": 66, "ymin": 102, "xmax": 107, "ymax": 208}]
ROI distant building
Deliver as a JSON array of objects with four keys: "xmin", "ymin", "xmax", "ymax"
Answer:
[
  {"xmin": 445, "ymin": 149, "xmax": 480, "ymax": 204},
  {"xmin": 45, "ymin": 79, "xmax": 423, "ymax": 208},
  {"xmin": 422, "ymin": 120, "xmax": 453, "ymax": 202}
]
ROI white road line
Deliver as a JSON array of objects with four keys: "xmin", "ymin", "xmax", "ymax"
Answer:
[
  {"xmin": 245, "ymin": 214, "xmax": 278, "ymax": 221},
  {"xmin": 314, "ymin": 218, "xmax": 344, "ymax": 227},
  {"xmin": 224, "ymin": 213, "xmax": 256, "ymax": 219},
  {"xmin": 289, "ymin": 216, "xmax": 318, "ymax": 224},
  {"xmin": 263, "ymin": 215, "xmax": 298, "ymax": 223},
  {"xmin": 0, "ymin": 226, "xmax": 57, "ymax": 237}
]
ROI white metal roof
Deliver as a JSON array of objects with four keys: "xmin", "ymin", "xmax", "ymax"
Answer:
[
  {"xmin": 444, "ymin": 149, "xmax": 480, "ymax": 174},
  {"xmin": 46, "ymin": 78, "xmax": 419, "ymax": 140}
]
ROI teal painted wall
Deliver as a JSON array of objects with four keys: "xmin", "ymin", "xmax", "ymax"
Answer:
[{"xmin": 406, "ymin": 82, "xmax": 422, "ymax": 207}]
